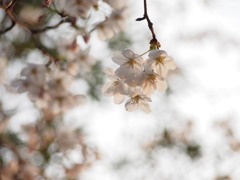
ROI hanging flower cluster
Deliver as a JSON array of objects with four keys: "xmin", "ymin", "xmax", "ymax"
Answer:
[{"xmin": 102, "ymin": 49, "xmax": 176, "ymax": 112}]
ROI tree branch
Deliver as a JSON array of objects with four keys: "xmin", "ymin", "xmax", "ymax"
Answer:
[
  {"xmin": 136, "ymin": 0, "xmax": 160, "ymax": 49},
  {"xmin": 0, "ymin": 19, "xmax": 15, "ymax": 35},
  {"xmin": 30, "ymin": 17, "xmax": 70, "ymax": 34}
]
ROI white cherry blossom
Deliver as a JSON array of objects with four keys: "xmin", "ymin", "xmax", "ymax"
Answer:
[
  {"xmin": 138, "ymin": 66, "xmax": 168, "ymax": 96},
  {"xmin": 125, "ymin": 90, "xmax": 152, "ymax": 113},
  {"xmin": 146, "ymin": 49, "xmax": 176, "ymax": 77},
  {"xmin": 102, "ymin": 69, "xmax": 127, "ymax": 104},
  {"xmin": 113, "ymin": 49, "xmax": 143, "ymax": 86}
]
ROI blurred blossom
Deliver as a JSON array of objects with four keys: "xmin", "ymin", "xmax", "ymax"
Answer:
[
  {"xmin": 54, "ymin": 0, "xmax": 98, "ymax": 18},
  {"xmin": 103, "ymin": 0, "xmax": 128, "ymax": 9},
  {"xmin": 95, "ymin": 7, "xmax": 128, "ymax": 40},
  {"xmin": 19, "ymin": 6, "xmax": 45, "ymax": 27},
  {"xmin": 0, "ymin": 57, "xmax": 7, "ymax": 83},
  {"xmin": 55, "ymin": 127, "xmax": 83, "ymax": 152}
]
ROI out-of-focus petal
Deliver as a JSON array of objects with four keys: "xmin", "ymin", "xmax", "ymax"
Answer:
[
  {"xmin": 139, "ymin": 100, "xmax": 151, "ymax": 113},
  {"xmin": 125, "ymin": 100, "xmax": 138, "ymax": 112},
  {"xmin": 102, "ymin": 83, "xmax": 114, "ymax": 96},
  {"xmin": 122, "ymin": 49, "xmax": 135, "ymax": 59},
  {"xmin": 113, "ymin": 93, "xmax": 125, "ymax": 104},
  {"xmin": 112, "ymin": 56, "xmax": 127, "ymax": 65},
  {"xmin": 148, "ymin": 49, "xmax": 167, "ymax": 59},
  {"xmin": 157, "ymin": 79, "xmax": 168, "ymax": 92},
  {"xmin": 142, "ymin": 82, "xmax": 156, "ymax": 96},
  {"xmin": 165, "ymin": 57, "xmax": 176, "ymax": 70}
]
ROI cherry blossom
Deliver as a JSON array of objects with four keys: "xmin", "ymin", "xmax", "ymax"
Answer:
[
  {"xmin": 138, "ymin": 66, "xmax": 168, "ymax": 96},
  {"xmin": 125, "ymin": 90, "xmax": 152, "ymax": 113},
  {"xmin": 102, "ymin": 69, "xmax": 127, "ymax": 104},
  {"xmin": 113, "ymin": 49, "xmax": 143, "ymax": 86},
  {"xmin": 146, "ymin": 49, "xmax": 176, "ymax": 77}
]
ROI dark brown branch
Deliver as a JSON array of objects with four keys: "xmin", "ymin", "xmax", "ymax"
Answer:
[
  {"xmin": 32, "ymin": 36, "xmax": 59, "ymax": 67},
  {"xmin": 136, "ymin": 0, "xmax": 160, "ymax": 49},
  {"xmin": 30, "ymin": 17, "xmax": 70, "ymax": 34},
  {"xmin": 0, "ymin": 19, "xmax": 15, "ymax": 35},
  {"xmin": 3, "ymin": 4, "xmax": 72, "ymax": 35}
]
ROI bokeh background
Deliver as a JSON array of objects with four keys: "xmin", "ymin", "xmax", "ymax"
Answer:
[{"xmin": 1, "ymin": 0, "xmax": 240, "ymax": 179}]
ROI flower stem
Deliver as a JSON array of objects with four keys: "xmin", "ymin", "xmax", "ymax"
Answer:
[{"xmin": 140, "ymin": 49, "xmax": 151, "ymax": 56}]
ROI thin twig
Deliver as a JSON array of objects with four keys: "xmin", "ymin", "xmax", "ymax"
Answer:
[
  {"xmin": 136, "ymin": 0, "xmax": 160, "ymax": 49},
  {"xmin": 3, "ymin": 3, "xmax": 71, "ymax": 35},
  {"xmin": 0, "ymin": 19, "xmax": 15, "ymax": 35},
  {"xmin": 32, "ymin": 36, "xmax": 58, "ymax": 66},
  {"xmin": 30, "ymin": 17, "xmax": 70, "ymax": 34}
]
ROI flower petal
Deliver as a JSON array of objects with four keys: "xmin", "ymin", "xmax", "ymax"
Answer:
[
  {"xmin": 157, "ymin": 79, "xmax": 168, "ymax": 92},
  {"xmin": 112, "ymin": 56, "xmax": 127, "ymax": 65},
  {"xmin": 142, "ymin": 81, "xmax": 156, "ymax": 96},
  {"xmin": 125, "ymin": 100, "xmax": 138, "ymax": 112},
  {"xmin": 148, "ymin": 49, "xmax": 167, "ymax": 59},
  {"xmin": 113, "ymin": 93, "xmax": 125, "ymax": 104},
  {"xmin": 102, "ymin": 83, "xmax": 114, "ymax": 96},
  {"xmin": 139, "ymin": 100, "xmax": 151, "ymax": 113},
  {"xmin": 122, "ymin": 49, "xmax": 135, "ymax": 59},
  {"xmin": 165, "ymin": 57, "xmax": 176, "ymax": 70}
]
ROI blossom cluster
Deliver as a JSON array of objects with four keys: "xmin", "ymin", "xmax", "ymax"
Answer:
[
  {"xmin": 102, "ymin": 49, "xmax": 176, "ymax": 112},
  {"xmin": 11, "ymin": 63, "xmax": 86, "ymax": 115}
]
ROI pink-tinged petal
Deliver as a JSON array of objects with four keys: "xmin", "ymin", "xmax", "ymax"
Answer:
[
  {"xmin": 102, "ymin": 83, "xmax": 114, "ymax": 96},
  {"xmin": 141, "ymin": 95, "xmax": 152, "ymax": 102},
  {"xmin": 115, "ymin": 67, "xmax": 125, "ymax": 79},
  {"xmin": 157, "ymin": 79, "xmax": 168, "ymax": 92},
  {"xmin": 118, "ymin": 82, "xmax": 128, "ymax": 95},
  {"xmin": 113, "ymin": 93, "xmax": 125, "ymax": 104},
  {"xmin": 98, "ymin": 26, "xmax": 115, "ymax": 40},
  {"xmin": 152, "ymin": 63, "xmax": 161, "ymax": 74},
  {"xmin": 112, "ymin": 56, "xmax": 127, "ymax": 65},
  {"xmin": 165, "ymin": 57, "xmax": 176, "ymax": 70},
  {"xmin": 74, "ymin": 95, "xmax": 87, "ymax": 105},
  {"xmin": 142, "ymin": 82, "xmax": 156, "ymax": 96},
  {"xmin": 133, "ymin": 62, "xmax": 143, "ymax": 71},
  {"xmin": 146, "ymin": 58, "xmax": 156, "ymax": 66},
  {"xmin": 125, "ymin": 100, "xmax": 138, "ymax": 112},
  {"xmin": 134, "ymin": 55, "xmax": 144, "ymax": 63},
  {"xmin": 139, "ymin": 100, "xmax": 151, "ymax": 113},
  {"xmin": 148, "ymin": 49, "xmax": 167, "ymax": 59},
  {"xmin": 105, "ymin": 68, "xmax": 119, "ymax": 81},
  {"xmin": 160, "ymin": 64, "xmax": 168, "ymax": 77},
  {"xmin": 105, "ymin": 68, "xmax": 115, "ymax": 76},
  {"xmin": 122, "ymin": 49, "xmax": 135, "ymax": 59}
]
